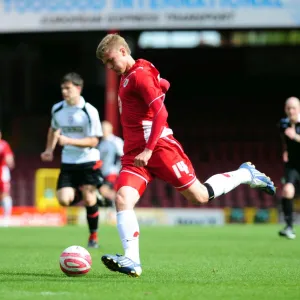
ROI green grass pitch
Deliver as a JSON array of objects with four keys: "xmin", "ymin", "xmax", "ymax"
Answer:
[{"xmin": 0, "ymin": 225, "xmax": 299, "ymax": 300}]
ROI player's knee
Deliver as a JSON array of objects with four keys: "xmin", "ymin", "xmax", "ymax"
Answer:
[
  {"xmin": 56, "ymin": 194, "xmax": 71, "ymax": 206},
  {"xmin": 115, "ymin": 192, "xmax": 132, "ymax": 211},
  {"xmin": 81, "ymin": 185, "xmax": 97, "ymax": 206},
  {"xmin": 181, "ymin": 181, "xmax": 209, "ymax": 204},
  {"xmin": 57, "ymin": 198, "xmax": 71, "ymax": 206},
  {"xmin": 56, "ymin": 190, "xmax": 73, "ymax": 206},
  {"xmin": 282, "ymin": 183, "xmax": 295, "ymax": 199},
  {"xmin": 115, "ymin": 186, "xmax": 140, "ymax": 211},
  {"xmin": 83, "ymin": 198, "xmax": 97, "ymax": 206},
  {"xmin": 115, "ymin": 193, "xmax": 125, "ymax": 207},
  {"xmin": 99, "ymin": 184, "xmax": 112, "ymax": 199}
]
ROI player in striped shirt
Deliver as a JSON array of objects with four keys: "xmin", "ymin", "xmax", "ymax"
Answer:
[{"xmin": 41, "ymin": 72, "xmax": 103, "ymax": 248}]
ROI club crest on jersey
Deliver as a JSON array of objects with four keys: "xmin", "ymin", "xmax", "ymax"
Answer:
[
  {"xmin": 68, "ymin": 115, "xmax": 74, "ymax": 124},
  {"xmin": 123, "ymin": 78, "xmax": 129, "ymax": 87}
]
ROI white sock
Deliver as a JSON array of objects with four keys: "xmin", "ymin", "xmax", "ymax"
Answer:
[
  {"xmin": 117, "ymin": 210, "xmax": 140, "ymax": 264},
  {"xmin": 3, "ymin": 196, "xmax": 12, "ymax": 217},
  {"xmin": 205, "ymin": 169, "xmax": 252, "ymax": 198}
]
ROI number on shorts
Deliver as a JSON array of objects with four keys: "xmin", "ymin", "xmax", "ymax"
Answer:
[{"xmin": 172, "ymin": 161, "xmax": 189, "ymax": 178}]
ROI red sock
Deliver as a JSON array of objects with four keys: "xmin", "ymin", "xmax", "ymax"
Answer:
[{"xmin": 89, "ymin": 232, "xmax": 98, "ymax": 241}]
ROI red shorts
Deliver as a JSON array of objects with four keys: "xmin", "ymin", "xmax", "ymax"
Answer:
[
  {"xmin": 116, "ymin": 135, "xmax": 196, "ymax": 196},
  {"xmin": 0, "ymin": 166, "xmax": 10, "ymax": 194},
  {"xmin": 0, "ymin": 181, "xmax": 10, "ymax": 194},
  {"xmin": 104, "ymin": 173, "xmax": 119, "ymax": 190}
]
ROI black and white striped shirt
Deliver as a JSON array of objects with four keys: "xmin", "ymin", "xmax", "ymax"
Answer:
[{"xmin": 51, "ymin": 96, "xmax": 103, "ymax": 164}]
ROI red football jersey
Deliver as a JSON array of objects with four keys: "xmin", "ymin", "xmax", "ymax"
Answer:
[
  {"xmin": 0, "ymin": 140, "xmax": 12, "ymax": 167},
  {"xmin": 118, "ymin": 59, "xmax": 173, "ymax": 154}
]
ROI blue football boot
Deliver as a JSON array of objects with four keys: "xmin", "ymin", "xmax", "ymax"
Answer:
[
  {"xmin": 239, "ymin": 162, "xmax": 276, "ymax": 196},
  {"xmin": 101, "ymin": 254, "xmax": 142, "ymax": 277}
]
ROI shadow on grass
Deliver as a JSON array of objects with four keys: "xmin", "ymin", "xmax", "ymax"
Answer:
[{"xmin": 0, "ymin": 271, "xmax": 133, "ymax": 282}]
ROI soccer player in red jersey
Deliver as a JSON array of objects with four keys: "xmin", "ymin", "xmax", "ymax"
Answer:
[
  {"xmin": 96, "ymin": 34, "xmax": 276, "ymax": 277},
  {"xmin": 0, "ymin": 129, "xmax": 15, "ymax": 226}
]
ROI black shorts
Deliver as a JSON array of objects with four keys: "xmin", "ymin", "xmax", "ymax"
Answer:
[
  {"xmin": 284, "ymin": 164, "xmax": 300, "ymax": 185},
  {"xmin": 57, "ymin": 161, "xmax": 104, "ymax": 190}
]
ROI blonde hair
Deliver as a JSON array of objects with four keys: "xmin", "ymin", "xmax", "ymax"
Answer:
[{"xmin": 96, "ymin": 33, "xmax": 131, "ymax": 60}]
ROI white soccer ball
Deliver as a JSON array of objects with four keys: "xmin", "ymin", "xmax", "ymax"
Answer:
[{"xmin": 59, "ymin": 245, "xmax": 92, "ymax": 277}]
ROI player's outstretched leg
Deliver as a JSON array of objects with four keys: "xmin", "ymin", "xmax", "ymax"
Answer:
[
  {"xmin": 238, "ymin": 162, "xmax": 276, "ymax": 195},
  {"xmin": 101, "ymin": 254, "xmax": 142, "ymax": 277},
  {"xmin": 204, "ymin": 162, "xmax": 276, "ymax": 200}
]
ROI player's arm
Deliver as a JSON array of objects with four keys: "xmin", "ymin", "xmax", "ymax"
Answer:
[
  {"xmin": 41, "ymin": 127, "xmax": 60, "ymax": 162},
  {"xmin": 60, "ymin": 136, "xmax": 99, "ymax": 148},
  {"xmin": 4, "ymin": 143, "xmax": 15, "ymax": 169},
  {"xmin": 284, "ymin": 129, "xmax": 300, "ymax": 142},
  {"xmin": 47, "ymin": 105, "xmax": 62, "ymax": 151},
  {"xmin": 146, "ymin": 98, "xmax": 168, "ymax": 151},
  {"xmin": 136, "ymin": 72, "xmax": 168, "ymax": 152},
  {"xmin": 46, "ymin": 127, "xmax": 60, "ymax": 151},
  {"xmin": 280, "ymin": 133, "xmax": 288, "ymax": 162},
  {"xmin": 5, "ymin": 154, "xmax": 14, "ymax": 169},
  {"xmin": 41, "ymin": 107, "xmax": 61, "ymax": 161},
  {"xmin": 293, "ymin": 133, "xmax": 300, "ymax": 142},
  {"xmin": 278, "ymin": 119, "xmax": 289, "ymax": 162},
  {"xmin": 280, "ymin": 118, "xmax": 300, "ymax": 142},
  {"xmin": 160, "ymin": 78, "xmax": 170, "ymax": 93}
]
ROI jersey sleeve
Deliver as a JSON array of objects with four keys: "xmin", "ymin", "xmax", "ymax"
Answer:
[
  {"xmin": 160, "ymin": 78, "xmax": 170, "ymax": 93},
  {"xmin": 135, "ymin": 70, "xmax": 165, "ymax": 106},
  {"xmin": 86, "ymin": 105, "xmax": 103, "ymax": 138},
  {"xmin": 135, "ymin": 70, "xmax": 168, "ymax": 151},
  {"xmin": 51, "ymin": 104, "xmax": 60, "ymax": 130},
  {"xmin": 4, "ymin": 142, "xmax": 13, "ymax": 156}
]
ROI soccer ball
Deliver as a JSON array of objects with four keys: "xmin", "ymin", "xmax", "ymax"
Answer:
[{"xmin": 59, "ymin": 245, "xmax": 92, "ymax": 277}]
